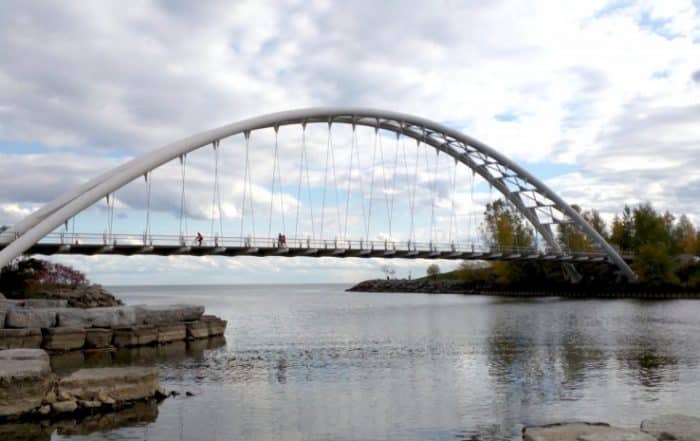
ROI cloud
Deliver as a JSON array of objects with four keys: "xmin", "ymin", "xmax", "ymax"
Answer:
[
  {"xmin": 0, "ymin": 0, "xmax": 699, "ymax": 283},
  {"xmin": 692, "ymin": 69, "xmax": 700, "ymax": 82}
]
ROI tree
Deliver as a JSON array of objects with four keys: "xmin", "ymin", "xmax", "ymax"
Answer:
[
  {"xmin": 583, "ymin": 209, "xmax": 608, "ymax": 239},
  {"xmin": 426, "ymin": 264, "xmax": 441, "ymax": 278},
  {"xmin": 482, "ymin": 199, "xmax": 534, "ymax": 251},
  {"xmin": 380, "ymin": 265, "xmax": 396, "ymax": 280},
  {"xmin": 481, "ymin": 198, "xmax": 538, "ymax": 284},
  {"xmin": 610, "ymin": 206, "xmax": 634, "ymax": 251},
  {"xmin": 558, "ymin": 205, "xmax": 591, "ymax": 252},
  {"xmin": 632, "ymin": 203, "xmax": 672, "ymax": 251},
  {"xmin": 632, "ymin": 244, "xmax": 678, "ymax": 286},
  {"xmin": 672, "ymin": 215, "xmax": 697, "ymax": 255},
  {"xmin": 0, "ymin": 258, "xmax": 88, "ymax": 297}
]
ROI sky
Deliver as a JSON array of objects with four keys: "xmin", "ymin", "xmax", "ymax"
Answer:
[{"xmin": 0, "ymin": 0, "xmax": 699, "ymax": 285}]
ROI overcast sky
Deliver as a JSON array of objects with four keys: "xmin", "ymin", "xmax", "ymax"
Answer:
[{"xmin": 1, "ymin": 0, "xmax": 699, "ymax": 285}]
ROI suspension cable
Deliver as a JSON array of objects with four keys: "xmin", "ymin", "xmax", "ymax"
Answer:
[
  {"xmin": 343, "ymin": 124, "xmax": 356, "ymax": 240},
  {"xmin": 354, "ymin": 127, "xmax": 369, "ymax": 242},
  {"xmin": 275, "ymin": 127, "xmax": 286, "ymax": 234},
  {"xmin": 240, "ymin": 133, "xmax": 251, "ymax": 240},
  {"xmin": 429, "ymin": 149, "xmax": 439, "ymax": 246},
  {"xmin": 400, "ymin": 133, "xmax": 411, "ymax": 243},
  {"xmin": 106, "ymin": 192, "xmax": 115, "ymax": 243},
  {"xmin": 328, "ymin": 122, "xmax": 341, "ymax": 239},
  {"xmin": 366, "ymin": 126, "xmax": 379, "ymax": 242},
  {"xmin": 449, "ymin": 157, "xmax": 458, "ymax": 244},
  {"xmin": 145, "ymin": 172, "xmax": 152, "ymax": 241},
  {"xmin": 387, "ymin": 132, "xmax": 400, "ymax": 240},
  {"xmin": 377, "ymin": 129, "xmax": 393, "ymax": 237},
  {"xmin": 320, "ymin": 120, "xmax": 332, "ymax": 239},
  {"xmin": 210, "ymin": 140, "xmax": 222, "ymax": 241},
  {"xmin": 294, "ymin": 124, "xmax": 306, "ymax": 239},
  {"xmin": 409, "ymin": 138, "xmax": 420, "ymax": 244},
  {"xmin": 303, "ymin": 125, "xmax": 315, "ymax": 239},
  {"xmin": 178, "ymin": 154, "xmax": 188, "ymax": 242},
  {"xmin": 268, "ymin": 127, "xmax": 279, "ymax": 238}
]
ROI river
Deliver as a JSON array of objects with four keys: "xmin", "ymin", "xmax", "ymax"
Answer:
[{"xmin": 35, "ymin": 284, "xmax": 700, "ymax": 440}]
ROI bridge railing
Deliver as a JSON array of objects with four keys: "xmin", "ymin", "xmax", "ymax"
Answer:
[{"xmin": 31, "ymin": 232, "xmax": 612, "ymax": 258}]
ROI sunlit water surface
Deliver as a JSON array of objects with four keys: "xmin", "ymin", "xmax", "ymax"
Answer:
[{"xmin": 29, "ymin": 285, "xmax": 700, "ymax": 440}]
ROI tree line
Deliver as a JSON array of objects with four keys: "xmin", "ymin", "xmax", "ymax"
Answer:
[{"xmin": 461, "ymin": 199, "xmax": 700, "ymax": 289}]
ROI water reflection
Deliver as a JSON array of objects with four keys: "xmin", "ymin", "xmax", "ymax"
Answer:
[
  {"xmin": 18, "ymin": 286, "xmax": 700, "ymax": 441},
  {"xmin": 49, "ymin": 337, "xmax": 227, "ymax": 375},
  {"xmin": 0, "ymin": 401, "xmax": 158, "ymax": 441}
]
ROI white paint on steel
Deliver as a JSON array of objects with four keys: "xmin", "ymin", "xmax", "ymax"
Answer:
[{"xmin": 0, "ymin": 107, "xmax": 637, "ymax": 281}]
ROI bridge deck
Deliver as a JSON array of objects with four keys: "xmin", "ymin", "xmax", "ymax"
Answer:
[
  {"xmin": 0, "ymin": 233, "xmax": 625, "ymax": 262},
  {"xmin": 3, "ymin": 242, "xmax": 613, "ymax": 262}
]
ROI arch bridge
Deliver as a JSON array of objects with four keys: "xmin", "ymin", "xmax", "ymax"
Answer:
[{"xmin": 0, "ymin": 108, "xmax": 637, "ymax": 282}]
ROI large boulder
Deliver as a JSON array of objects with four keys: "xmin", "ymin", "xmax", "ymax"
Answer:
[
  {"xmin": 84, "ymin": 328, "xmax": 113, "ymax": 349},
  {"xmin": 42, "ymin": 327, "xmax": 86, "ymax": 351},
  {"xmin": 0, "ymin": 349, "xmax": 53, "ymax": 418},
  {"xmin": 5, "ymin": 308, "xmax": 57, "ymax": 328},
  {"xmin": 523, "ymin": 423, "xmax": 655, "ymax": 441},
  {"xmin": 134, "ymin": 304, "xmax": 204, "ymax": 325},
  {"xmin": 641, "ymin": 414, "xmax": 700, "ymax": 441},
  {"xmin": 0, "ymin": 328, "xmax": 42, "ymax": 349},
  {"xmin": 156, "ymin": 323, "xmax": 186, "ymax": 344},
  {"xmin": 56, "ymin": 366, "xmax": 160, "ymax": 402},
  {"xmin": 186, "ymin": 320, "xmax": 209, "ymax": 339},
  {"xmin": 113, "ymin": 326, "xmax": 157, "ymax": 347},
  {"xmin": 57, "ymin": 306, "xmax": 137, "ymax": 328},
  {"xmin": 201, "ymin": 315, "xmax": 227, "ymax": 336}
]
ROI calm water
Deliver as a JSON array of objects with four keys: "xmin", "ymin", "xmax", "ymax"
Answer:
[{"xmin": 15, "ymin": 285, "xmax": 700, "ymax": 440}]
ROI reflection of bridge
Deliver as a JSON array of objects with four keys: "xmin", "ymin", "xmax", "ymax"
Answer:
[
  {"xmin": 0, "ymin": 107, "xmax": 637, "ymax": 281},
  {"xmin": 8, "ymin": 233, "xmax": 621, "ymax": 262}
]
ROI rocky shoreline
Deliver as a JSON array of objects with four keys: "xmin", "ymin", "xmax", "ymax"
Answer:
[
  {"xmin": 0, "ymin": 294, "xmax": 227, "ymax": 352},
  {"xmin": 347, "ymin": 278, "xmax": 700, "ymax": 299},
  {"xmin": 0, "ymin": 348, "xmax": 167, "ymax": 422},
  {"xmin": 523, "ymin": 416, "xmax": 700, "ymax": 441},
  {"xmin": 0, "ymin": 289, "xmax": 227, "ymax": 421}
]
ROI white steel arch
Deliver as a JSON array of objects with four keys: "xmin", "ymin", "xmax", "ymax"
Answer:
[{"xmin": 0, "ymin": 107, "xmax": 637, "ymax": 281}]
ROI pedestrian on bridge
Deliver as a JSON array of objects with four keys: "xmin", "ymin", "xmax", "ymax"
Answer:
[{"xmin": 195, "ymin": 232, "xmax": 204, "ymax": 247}]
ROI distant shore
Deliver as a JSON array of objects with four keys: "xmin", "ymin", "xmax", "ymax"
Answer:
[{"xmin": 346, "ymin": 278, "xmax": 700, "ymax": 299}]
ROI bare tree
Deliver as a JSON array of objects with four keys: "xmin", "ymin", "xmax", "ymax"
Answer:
[{"xmin": 381, "ymin": 265, "xmax": 396, "ymax": 280}]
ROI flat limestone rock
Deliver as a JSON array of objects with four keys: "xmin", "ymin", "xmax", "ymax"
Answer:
[
  {"xmin": 157, "ymin": 323, "xmax": 186, "ymax": 344},
  {"xmin": 84, "ymin": 328, "xmax": 113, "ymax": 348},
  {"xmin": 185, "ymin": 320, "xmax": 209, "ymax": 339},
  {"xmin": 52, "ymin": 400, "xmax": 78, "ymax": 413},
  {"xmin": 641, "ymin": 414, "xmax": 700, "ymax": 441},
  {"xmin": 134, "ymin": 304, "xmax": 205, "ymax": 325},
  {"xmin": 523, "ymin": 423, "xmax": 653, "ymax": 441},
  {"xmin": 9, "ymin": 299, "xmax": 68, "ymax": 308},
  {"xmin": 5, "ymin": 308, "xmax": 57, "ymax": 328},
  {"xmin": 56, "ymin": 306, "xmax": 137, "ymax": 329},
  {"xmin": 42, "ymin": 327, "xmax": 86, "ymax": 351},
  {"xmin": 201, "ymin": 315, "xmax": 227, "ymax": 336},
  {"xmin": 57, "ymin": 366, "xmax": 160, "ymax": 402},
  {"xmin": 0, "ymin": 328, "xmax": 42, "ymax": 349},
  {"xmin": 0, "ymin": 349, "xmax": 53, "ymax": 417},
  {"xmin": 113, "ymin": 325, "xmax": 157, "ymax": 347},
  {"xmin": 579, "ymin": 429, "xmax": 657, "ymax": 441}
]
